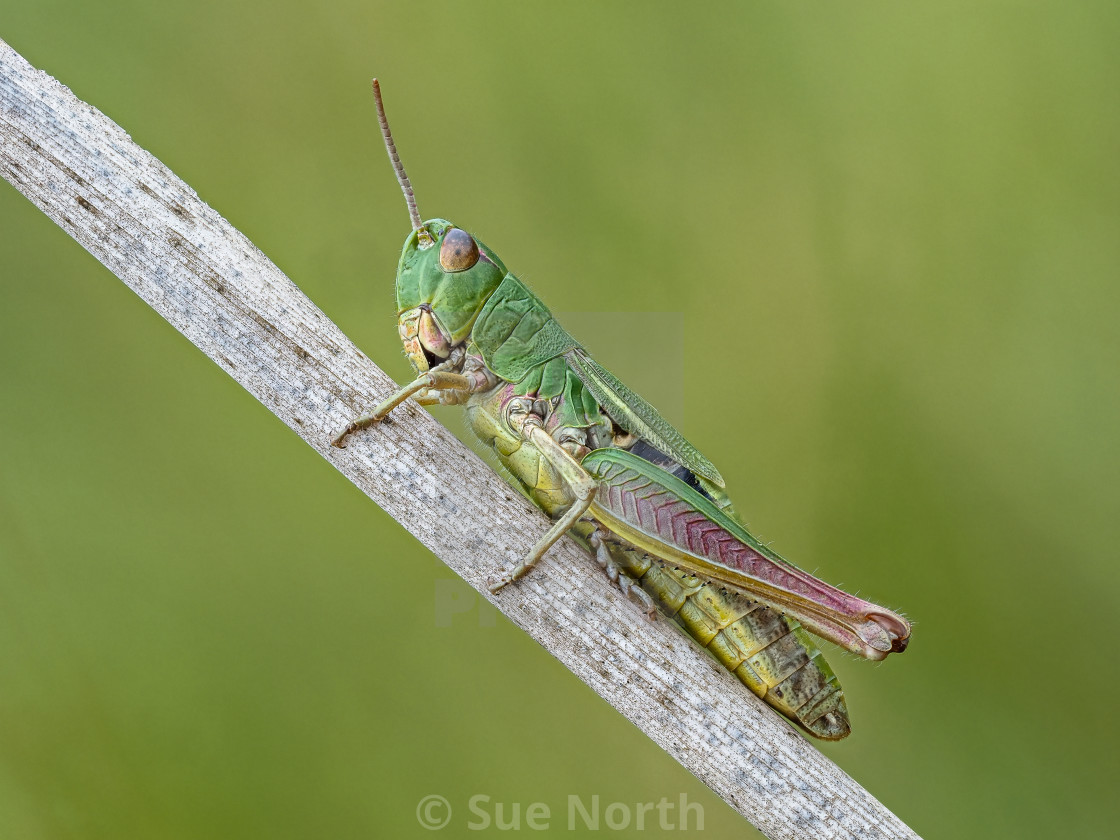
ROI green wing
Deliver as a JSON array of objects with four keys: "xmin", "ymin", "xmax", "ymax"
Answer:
[{"xmin": 566, "ymin": 349, "xmax": 725, "ymax": 487}]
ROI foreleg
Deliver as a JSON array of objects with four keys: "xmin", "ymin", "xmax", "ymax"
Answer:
[{"xmin": 331, "ymin": 366, "xmax": 472, "ymax": 448}]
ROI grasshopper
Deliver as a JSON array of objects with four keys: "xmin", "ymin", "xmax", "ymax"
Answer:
[{"xmin": 333, "ymin": 81, "xmax": 910, "ymax": 740}]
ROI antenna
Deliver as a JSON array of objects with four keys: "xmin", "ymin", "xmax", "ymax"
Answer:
[{"xmin": 371, "ymin": 79, "xmax": 432, "ymax": 248}]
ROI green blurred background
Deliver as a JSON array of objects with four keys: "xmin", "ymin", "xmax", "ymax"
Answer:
[{"xmin": 2, "ymin": 2, "xmax": 1117, "ymax": 838}]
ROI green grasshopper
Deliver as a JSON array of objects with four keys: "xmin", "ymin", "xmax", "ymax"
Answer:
[{"xmin": 333, "ymin": 81, "xmax": 910, "ymax": 740}]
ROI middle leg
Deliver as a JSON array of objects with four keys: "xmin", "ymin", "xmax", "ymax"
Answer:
[{"xmin": 489, "ymin": 400, "xmax": 599, "ymax": 592}]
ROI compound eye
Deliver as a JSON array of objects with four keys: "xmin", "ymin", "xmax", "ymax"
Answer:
[{"xmin": 439, "ymin": 227, "xmax": 480, "ymax": 272}]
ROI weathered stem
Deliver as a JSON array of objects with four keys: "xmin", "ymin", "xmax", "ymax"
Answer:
[{"xmin": 0, "ymin": 38, "xmax": 920, "ymax": 840}]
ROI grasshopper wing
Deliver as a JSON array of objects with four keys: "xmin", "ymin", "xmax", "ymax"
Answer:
[
  {"xmin": 582, "ymin": 448, "xmax": 909, "ymax": 660},
  {"xmin": 566, "ymin": 349, "xmax": 725, "ymax": 487}
]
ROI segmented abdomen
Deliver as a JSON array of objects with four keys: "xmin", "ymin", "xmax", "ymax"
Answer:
[{"xmin": 608, "ymin": 544, "xmax": 849, "ymax": 740}]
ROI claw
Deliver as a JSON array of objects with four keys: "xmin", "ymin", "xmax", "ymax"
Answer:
[
  {"xmin": 590, "ymin": 530, "xmax": 658, "ymax": 620},
  {"xmin": 487, "ymin": 571, "xmax": 515, "ymax": 593},
  {"xmin": 618, "ymin": 573, "xmax": 659, "ymax": 620}
]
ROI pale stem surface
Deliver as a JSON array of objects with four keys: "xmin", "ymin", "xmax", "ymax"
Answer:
[{"xmin": 0, "ymin": 38, "xmax": 920, "ymax": 840}]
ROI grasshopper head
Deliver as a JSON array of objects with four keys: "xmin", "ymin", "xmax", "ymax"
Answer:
[
  {"xmin": 368, "ymin": 82, "xmax": 506, "ymax": 372},
  {"xmin": 394, "ymin": 219, "xmax": 507, "ymax": 373}
]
